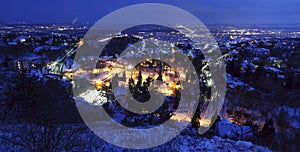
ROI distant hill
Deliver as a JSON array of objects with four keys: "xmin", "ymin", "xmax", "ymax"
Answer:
[{"xmin": 121, "ymin": 24, "xmax": 179, "ymax": 35}]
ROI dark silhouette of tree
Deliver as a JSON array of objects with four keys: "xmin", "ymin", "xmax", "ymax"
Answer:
[
  {"xmin": 145, "ymin": 76, "xmax": 153, "ymax": 87},
  {"xmin": 2, "ymin": 76, "xmax": 81, "ymax": 124},
  {"xmin": 137, "ymin": 71, "xmax": 142, "ymax": 87},
  {"xmin": 262, "ymin": 119, "xmax": 275, "ymax": 136},
  {"xmin": 3, "ymin": 56, "xmax": 10, "ymax": 68},
  {"xmin": 157, "ymin": 70, "xmax": 163, "ymax": 82}
]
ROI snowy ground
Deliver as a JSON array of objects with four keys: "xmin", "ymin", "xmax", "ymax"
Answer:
[
  {"xmin": 0, "ymin": 123, "xmax": 271, "ymax": 151},
  {"xmin": 77, "ymin": 128, "xmax": 272, "ymax": 151},
  {"xmin": 81, "ymin": 135, "xmax": 272, "ymax": 152}
]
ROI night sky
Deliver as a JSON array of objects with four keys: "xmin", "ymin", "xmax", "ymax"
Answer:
[{"xmin": 0, "ymin": 0, "xmax": 299, "ymax": 24}]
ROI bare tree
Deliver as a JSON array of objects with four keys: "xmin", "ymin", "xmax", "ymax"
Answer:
[{"xmin": 1, "ymin": 124, "xmax": 86, "ymax": 152}]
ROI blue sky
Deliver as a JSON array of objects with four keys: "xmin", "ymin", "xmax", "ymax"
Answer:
[{"xmin": 0, "ymin": 0, "xmax": 299, "ymax": 24}]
